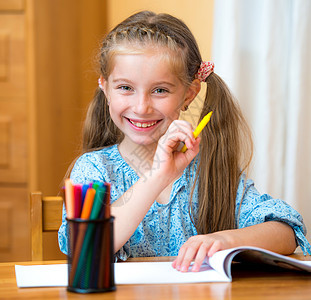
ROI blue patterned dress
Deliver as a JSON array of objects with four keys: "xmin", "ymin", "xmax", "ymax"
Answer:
[{"xmin": 58, "ymin": 144, "xmax": 311, "ymax": 259}]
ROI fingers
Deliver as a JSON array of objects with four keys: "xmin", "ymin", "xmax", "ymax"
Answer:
[
  {"xmin": 159, "ymin": 120, "xmax": 196, "ymax": 152},
  {"xmin": 172, "ymin": 236, "xmax": 208, "ymax": 272},
  {"xmin": 208, "ymin": 240, "xmax": 222, "ymax": 257},
  {"xmin": 191, "ymin": 243, "xmax": 208, "ymax": 272},
  {"xmin": 183, "ymin": 136, "xmax": 200, "ymax": 162},
  {"xmin": 172, "ymin": 238, "xmax": 200, "ymax": 272},
  {"xmin": 172, "ymin": 234, "xmax": 228, "ymax": 272}
]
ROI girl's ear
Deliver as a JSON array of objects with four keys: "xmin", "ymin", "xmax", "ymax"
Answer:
[
  {"xmin": 99, "ymin": 76, "xmax": 106, "ymax": 93},
  {"xmin": 99, "ymin": 76, "xmax": 110, "ymax": 105},
  {"xmin": 98, "ymin": 76, "xmax": 104, "ymax": 91},
  {"xmin": 182, "ymin": 79, "xmax": 201, "ymax": 111}
]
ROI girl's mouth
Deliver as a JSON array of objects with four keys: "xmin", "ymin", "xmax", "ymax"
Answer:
[{"xmin": 126, "ymin": 118, "xmax": 161, "ymax": 129}]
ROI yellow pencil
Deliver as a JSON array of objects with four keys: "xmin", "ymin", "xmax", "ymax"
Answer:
[{"xmin": 181, "ymin": 111, "xmax": 213, "ymax": 153}]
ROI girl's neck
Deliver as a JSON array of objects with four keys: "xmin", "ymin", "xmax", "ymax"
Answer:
[{"xmin": 118, "ymin": 140, "xmax": 157, "ymax": 176}]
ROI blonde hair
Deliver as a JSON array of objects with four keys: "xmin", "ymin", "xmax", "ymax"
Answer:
[{"xmin": 81, "ymin": 11, "xmax": 253, "ymax": 233}]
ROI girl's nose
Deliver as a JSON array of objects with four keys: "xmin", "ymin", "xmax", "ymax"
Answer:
[{"xmin": 133, "ymin": 93, "xmax": 153, "ymax": 115}]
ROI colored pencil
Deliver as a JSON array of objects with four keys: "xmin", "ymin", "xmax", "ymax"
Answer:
[
  {"xmin": 80, "ymin": 188, "xmax": 96, "ymax": 219},
  {"xmin": 81, "ymin": 184, "xmax": 89, "ymax": 207},
  {"xmin": 65, "ymin": 179, "xmax": 74, "ymax": 218},
  {"xmin": 73, "ymin": 185, "xmax": 82, "ymax": 218}
]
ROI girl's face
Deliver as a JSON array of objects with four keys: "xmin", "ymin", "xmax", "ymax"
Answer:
[{"xmin": 102, "ymin": 49, "xmax": 199, "ymax": 148}]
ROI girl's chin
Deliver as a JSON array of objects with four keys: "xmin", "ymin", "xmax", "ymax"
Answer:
[
  {"xmin": 124, "ymin": 136, "xmax": 159, "ymax": 147},
  {"xmin": 132, "ymin": 139, "xmax": 158, "ymax": 147}
]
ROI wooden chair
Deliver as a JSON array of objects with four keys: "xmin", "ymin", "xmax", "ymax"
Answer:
[{"xmin": 30, "ymin": 191, "xmax": 66, "ymax": 260}]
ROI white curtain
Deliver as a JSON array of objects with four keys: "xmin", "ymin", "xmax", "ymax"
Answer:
[{"xmin": 212, "ymin": 0, "xmax": 311, "ymax": 237}]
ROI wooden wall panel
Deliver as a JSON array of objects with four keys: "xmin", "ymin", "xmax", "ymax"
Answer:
[
  {"xmin": 0, "ymin": 32, "xmax": 9, "ymax": 80},
  {"xmin": 0, "ymin": 117, "xmax": 10, "ymax": 167},
  {"xmin": 0, "ymin": 101, "xmax": 27, "ymax": 183},
  {"xmin": 0, "ymin": 202, "xmax": 12, "ymax": 251},
  {"xmin": 0, "ymin": 15, "xmax": 25, "ymax": 98},
  {"xmin": 0, "ymin": 187, "xmax": 30, "ymax": 261},
  {"xmin": 0, "ymin": 0, "xmax": 24, "ymax": 11}
]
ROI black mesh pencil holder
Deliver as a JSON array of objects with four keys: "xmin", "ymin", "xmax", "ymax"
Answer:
[{"xmin": 66, "ymin": 217, "xmax": 115, "ymax": 293}]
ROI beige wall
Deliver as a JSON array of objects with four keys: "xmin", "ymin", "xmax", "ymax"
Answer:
[{"xmin": 106, "ymin": 0, "xmax": 214, "ymax": 60}]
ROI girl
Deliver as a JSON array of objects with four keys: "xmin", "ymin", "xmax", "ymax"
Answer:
[{"xmin": 58, "ymin": 11, "xmax": 311, "ymax": 272}]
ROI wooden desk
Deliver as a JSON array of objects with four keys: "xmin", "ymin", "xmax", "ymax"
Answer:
[{"xmin": 1, "ymin": 254, "xmax": 311, "ymax": 299}]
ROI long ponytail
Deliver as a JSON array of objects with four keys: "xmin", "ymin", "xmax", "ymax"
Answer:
[{"xmin": 191, "ymin": 73, "xmax": 253, "ymax": 233}]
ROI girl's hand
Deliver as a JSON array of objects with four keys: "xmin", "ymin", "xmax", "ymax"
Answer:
[
  {"xmin": 152, "ymin": 120, "xmax": 200, "ymax": 182},
  {"xmin": 172, "ymin": 222, "xmax": 297, "ymax": 272},
  {"xmin": 172, "ymin": 232, "xmax": 235, "ymax": 272}
]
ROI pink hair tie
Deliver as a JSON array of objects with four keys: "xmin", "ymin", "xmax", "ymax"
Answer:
[{"xmin": 196, "ymin": 61, "xmax": 214, "ymax": 82}]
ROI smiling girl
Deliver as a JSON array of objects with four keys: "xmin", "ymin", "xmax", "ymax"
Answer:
[{"xmin": 58, "ymin": 11, "xmax": 311, "ymax": 272}]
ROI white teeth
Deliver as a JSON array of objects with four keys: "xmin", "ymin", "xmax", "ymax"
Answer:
[{"xmin": 129, "ymin": 120, "xmax": 157, "ymax": 128}]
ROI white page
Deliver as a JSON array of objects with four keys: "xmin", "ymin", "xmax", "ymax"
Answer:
[
  {"xmin": 15, "ymin": 264, "xmax": 68, "ymax": 287},
  {"xmin": 207, "ymin": 248, "xmax": 237, "ymax": 280},
  {"xmin": 114, "ymin": 261, "xmax": 230, "ymax": 284},
  {"xmin": 15, "ymin": 261, "xmax": 230, "ymax": 288},
  {"xmin": 16, "ymin": 248, "xmax": 311, "ymax": 287}
]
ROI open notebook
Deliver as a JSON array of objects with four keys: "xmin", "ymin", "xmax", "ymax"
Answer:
[{"xmin": 15, "ymin": 246, "xmax": 311, "ymax": 287}]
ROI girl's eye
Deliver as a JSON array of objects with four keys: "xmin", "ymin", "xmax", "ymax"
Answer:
[
  {"xmin": 153, "ymin": 88, "xmax": 169, "ymax": 94},
  {"xmin": 118, "ymin": 85, "xmax": 133, "ymax": 91}
]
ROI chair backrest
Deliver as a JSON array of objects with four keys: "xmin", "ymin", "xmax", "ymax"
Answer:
[{"xmin": 30, "ymin": 191, "xmax": 65, "ymax": 260}]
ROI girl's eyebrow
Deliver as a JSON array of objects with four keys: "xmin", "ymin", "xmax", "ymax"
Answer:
[
  {"xmin": 112, "ymin": 78, "xmax": 176, "ymax": 87},
  {"xmin": 154, "ymin": 81, "xmax": 176, "ymax": 87},
  {"xmin": 112, "ymin": 78, "xmax": 133, "ymax": 84}
]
